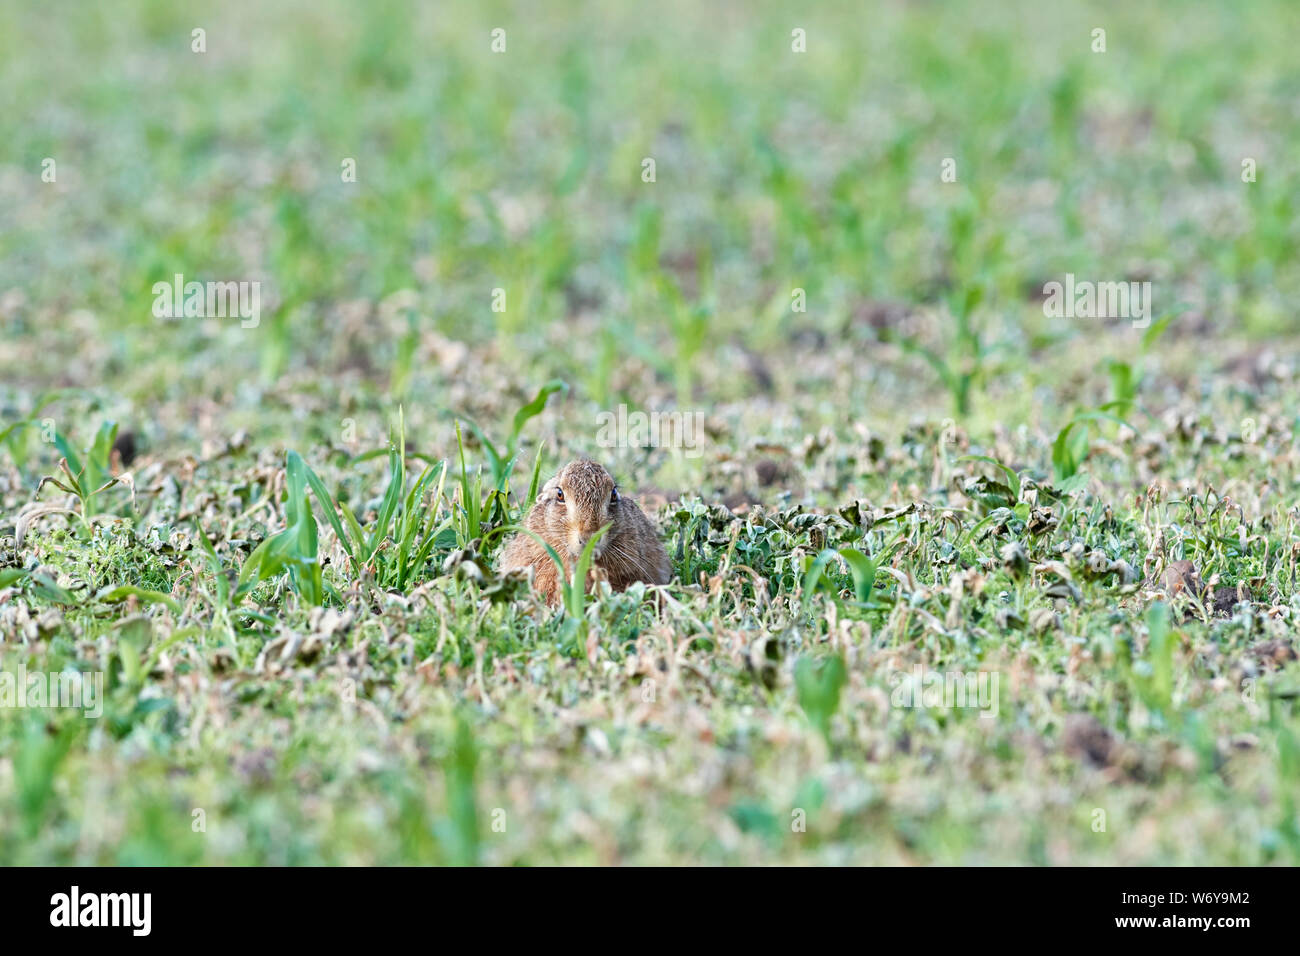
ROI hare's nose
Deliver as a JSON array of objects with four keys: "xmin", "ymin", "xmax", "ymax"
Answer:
[
  {"xmin": 569, "ymin": 527, "xmax": 604, "ymax": 557},
  {"xmin": 575, "ymin": 511, "xmax": 604, "ymax": 535}
]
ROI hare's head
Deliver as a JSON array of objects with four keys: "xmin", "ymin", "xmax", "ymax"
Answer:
[{"xmin": 535, "ymin": 460, "xmax": 624, "ymax": 559}]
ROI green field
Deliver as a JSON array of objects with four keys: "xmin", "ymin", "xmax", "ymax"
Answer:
[{"xmin": 2, "ymin": 0, "xmax": 1299, "ymax": 864}]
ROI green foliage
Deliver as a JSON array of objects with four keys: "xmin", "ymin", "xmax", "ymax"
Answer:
[
  {"xmin": 1051, "ymin": 410, "xmax": 1127, "ymax": 483},
  {"xmin": 888, "ymin": 287, "xmax": 992, "ymax": 417},
  {"xmin": 438, "ymin": 717, "xmax": 481, "ymax": 867},
  {"xmin": 1140, "ymin": 601, "xmax": 1175, "ymax": 716},
  {"xmin": 334, "ymin": 415, "xmax": 453, "ymax": 588},
  {"xmin": 238, "ymin": 450, "xmax": 325, "ymax": 607},
  {"xmin": 453, "ymin": 422, "xmax": 508, "ymax": 547},
  {"xmin": 15, "ymin": 720, "xmax": 77, "ymax": 837},
  {"xmin": 94, "ymin": 585, "xmax": 181, "ymax": 613},
  {"xmin": 461, "ymin": 380, "xmax": 567, "ymax": 492},
  {"xmin": 794, "ymin": 655, "xmax": 847, "ymax": 744},
  {"xmin": 837, "ymin": 539, "xmax": 903, "ymax": 604},
  {"xmin": 1106, "ymin": 308, "xmax": 1181, "ymax": 414}
]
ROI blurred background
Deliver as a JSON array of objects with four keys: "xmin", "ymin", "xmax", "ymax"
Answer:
[{"xmin": 3, "ymin": 0, "xmax": 1298, "ymax": 477}]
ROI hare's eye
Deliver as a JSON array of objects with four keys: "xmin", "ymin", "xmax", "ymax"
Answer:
[
  {"xmin": 610, "ymin": 488, "xmax": 620, "ymax": 504},
  {"xmin": 555, "ymin": 488, "xmax": 565, "ymax": 503}
]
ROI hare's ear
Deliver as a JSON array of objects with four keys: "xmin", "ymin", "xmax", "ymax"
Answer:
[{"xmin": 536, "ymin": 477, "xmax": 557, "ymax": 503}]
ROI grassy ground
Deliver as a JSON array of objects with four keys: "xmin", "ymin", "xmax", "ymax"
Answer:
[{"xmin": 2, "ymin": 0, "xmax": 1299, "ymax": 864}]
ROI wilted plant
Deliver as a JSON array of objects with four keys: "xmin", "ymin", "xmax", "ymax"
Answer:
[{"xmin": 33, "ymin": 421, "xmax": 132, "ymax": 531}]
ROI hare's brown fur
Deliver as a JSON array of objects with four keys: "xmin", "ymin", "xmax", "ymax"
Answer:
[{"xmin": 499, "ymin": 460, "xmax": 671, "ymax": 605}]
